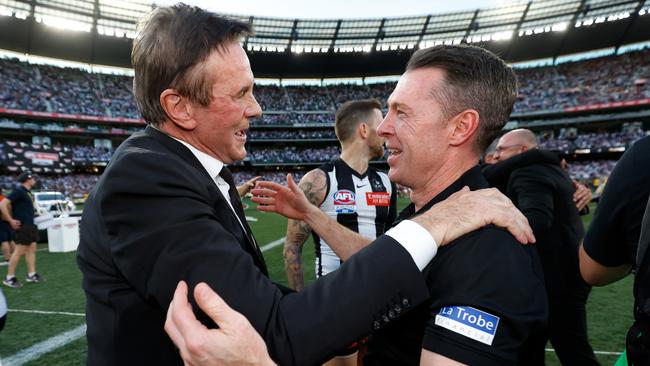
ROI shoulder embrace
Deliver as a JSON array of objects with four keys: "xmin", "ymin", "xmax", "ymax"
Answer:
[{"xmin": 460, "ymin": 226, "xmax": 536, "ymax": 260}]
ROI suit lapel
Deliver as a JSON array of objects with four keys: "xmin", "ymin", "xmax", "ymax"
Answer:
[{"xmin": 144, "ymin": 126, "xmax": 268, "ymax": 275}]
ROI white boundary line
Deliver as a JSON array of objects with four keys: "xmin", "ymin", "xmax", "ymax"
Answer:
[
  {"xmin": 593, "ymin": 350, "xmax": 624, "ymax": 356},
  {"xmin": 2, "ymin": 324, "xmax": 86, "ymax": 366},
  {"xmin": 1, "ymin": 237, "xmax": 286, "ymax": 365},
  {"xmin": 261, "ymin": 237, "xmax": 285, "ymax": 252},
  {"xmin": 9, "ymin": 309, "xmax": 84, "ymax": 317},
  {"xmin": 545, "ymin": 348, "xmax": 623, "ymax": 356}
]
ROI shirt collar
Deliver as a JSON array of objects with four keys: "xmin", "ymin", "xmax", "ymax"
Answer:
[
  {"xmin": 152, "ymin": 126, "xmax": 225, "ymax": 179},
  {"xmin": 396, "ymin": 165, "xmax": 487, "ymax": 222}
]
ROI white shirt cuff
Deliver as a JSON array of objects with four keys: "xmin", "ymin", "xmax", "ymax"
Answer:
[{"xmin": 386, "ymin": 220, "xmax": 438, "ymax": 271}]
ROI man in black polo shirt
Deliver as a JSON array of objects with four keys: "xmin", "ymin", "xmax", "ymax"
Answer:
[
  {"xmin": 177, "ymin": 45, "xmax": 548, "ymax": 365},
  {"xmin": 0, "ymin": 172, "xmax": 44, "ymax": 288},
  {"xmin": 359, "ymin": 46, "xmax": 547, "ymax": 366},
  {"xmin": 579, "ymin": 135, "xmax": 650, "ymax": 365}
]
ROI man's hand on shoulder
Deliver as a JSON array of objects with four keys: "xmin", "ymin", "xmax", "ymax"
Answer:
[{"xmin": 411, "ymin": 187, "xmax": 535, "ymax": 247}]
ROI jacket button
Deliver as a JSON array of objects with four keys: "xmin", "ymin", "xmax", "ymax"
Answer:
[
  {"xmin": 373, "ymin": 320, "xmax": 381, "ymax": 330},
  {"xmin": 388, "ymin": 310, "xmax": 396, "ymax": 319},
  {"xmin": 402, "ymin": 298, "xmax": 410, "ymax": 308},
  {"xmin": 382, "ymin": 315, "xmax": 390, "ymax": 323},
  {"xmin": 394, "ymin": 304, "xmax": 402, "ymax": 314}
]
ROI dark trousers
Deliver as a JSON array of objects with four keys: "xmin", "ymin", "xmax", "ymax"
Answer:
[
  {"xmin": 519, "ymin": 287, "xmax": 599, "ymax": 365},
  {"xmin": 627, "ymin": 320, "xmax": 650, "ymax": 366}
]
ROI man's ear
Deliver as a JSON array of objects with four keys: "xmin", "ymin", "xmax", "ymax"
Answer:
[
  {"xmin": 159, "ymin": 89, "xmax": 198, "ymax": 130},
  {"xmin": 358, "ymin": 122, "xmax": 369, "ymax": 139},
  {"xmin": 448, "ymin": 109, "xmax": 479, "ymax": 147}
]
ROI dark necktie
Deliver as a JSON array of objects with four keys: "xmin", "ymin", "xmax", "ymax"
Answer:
[
  {"xmin": 219, "ymin": 167, "xmax": 255, "ymax": 241},
  {"xmin": 219, "ymin": 167, "xmax": 268, "ymax": 275}
]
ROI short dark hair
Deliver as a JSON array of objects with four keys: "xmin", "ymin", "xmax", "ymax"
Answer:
[
  {"xmin": 334, "ymin": 98, "xmax": 382, "ymax": 143},
  {"xmin": 406, "ymin": 44, "xmax": 517, "ymax": 154},
  {"xmin": 17, "ymin": 171, "xmax": 34, "ymax": 183},
  {"xmin": 132, "ymin": 3, "xmax": 253, "ymax": 125}
]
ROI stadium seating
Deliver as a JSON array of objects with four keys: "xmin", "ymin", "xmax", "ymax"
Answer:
[
  {"xmin": 1, "ymin": 48, "xmax": 649, "ymax": 119},
  {"xmin": 2, "ymin": 48, "xmax": 650, "ymax": 197}
]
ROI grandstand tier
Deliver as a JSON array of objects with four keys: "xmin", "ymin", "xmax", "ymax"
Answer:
[
  {"xmin": 1, "ymin": 0, "xmax": 650, "ymax": 77},
  {"xmin": 0, "ymin": 0, "xmax": 649, "ymax": 202}
]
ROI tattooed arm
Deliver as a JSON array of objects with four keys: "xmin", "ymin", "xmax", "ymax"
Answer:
[{"xmin": 283, "ymin": 170, "xmax": 327, "ymax": 291}]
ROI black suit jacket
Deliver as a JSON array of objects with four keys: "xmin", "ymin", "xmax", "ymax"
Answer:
[
  {"xmin": 483, "ymin": 149, "xmax": 587, "ymax": 299},
  {"xmin": 77, "ymin": 126, "xmax": 429, "ymax": 366}
]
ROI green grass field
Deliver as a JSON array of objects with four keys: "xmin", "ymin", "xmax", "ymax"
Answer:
[{"xmin": 0, "ymin": 200, "xmax": 634, "ymax": 365}]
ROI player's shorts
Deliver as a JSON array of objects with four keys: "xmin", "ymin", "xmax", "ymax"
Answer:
[
  {"xmin": 0, "ymin": 223, "xmax": 14, "ymax": 243},
  {"xmin": 15, "ymin": 224, "xmax": 38, "ymax": 245}
]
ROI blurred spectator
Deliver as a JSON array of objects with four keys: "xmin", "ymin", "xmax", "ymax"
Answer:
[
  {"xmin": 254, "ymin": 85, "xmax": 290, "ymax": 111},
  {"xmin": 328, "ymin": 84, "xmax": 372, "ymax": 107},
  {"xmin": 538, "ymin": 129, "xmax": 650, "ymax": 152},
  {"xmin": 248, "ymin": 146, "xmax": 340, "ymax": 164},
  {"xmin": 232, "ymin": 171, "xmax": 305, "ymax": 186},
  {"xmin": 249, "ymin": 129, "xmax": 336, "ymax": 140},
  {"xmin": 71, "ymin": 145, "xmax": 114, "ymax": 163},
  {"xmin": 284, "ymin": 85, "xmax": 334, "ymax": 111},
  {"xmin": 250, "ymin": 114, "xmax": 333, "ymax": 127},
  {"xmin": 568, "ymin": 160, "xmax": 617, "ymax": 188}
]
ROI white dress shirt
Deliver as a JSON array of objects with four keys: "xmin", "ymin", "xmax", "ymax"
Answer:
[{"xmin": 169, "ymin": 137, "xmax": 247, "ymax": 232}]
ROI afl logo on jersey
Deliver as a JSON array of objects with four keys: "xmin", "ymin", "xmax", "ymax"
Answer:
[{"xmin": 333, "ymin": 190, "xmax": 356, "ymax": 213}]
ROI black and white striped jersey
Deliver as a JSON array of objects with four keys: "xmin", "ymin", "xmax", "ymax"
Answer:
[{"xmin": 312, "ymin": 158, "xmax": 397, "ymax": 277}]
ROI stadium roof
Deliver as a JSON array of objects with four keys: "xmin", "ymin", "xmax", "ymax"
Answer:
[{"xmin": 0, "ymin": 0, "xmax": 649, "ymax": 77}]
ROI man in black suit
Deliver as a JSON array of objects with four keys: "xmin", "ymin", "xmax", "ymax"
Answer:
[
  {"xmin": 484, "ymin": 128, "xmax": 598, "ymax": 365},
  {"xmin": 77, "ymin": 5, "xmax": 534, "ymax": 366}
]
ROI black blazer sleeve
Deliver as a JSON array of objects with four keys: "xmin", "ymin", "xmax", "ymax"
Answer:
[
  {"xmin": 97, "ymin": 144, "xmax": 429, "ymax": 366},
  {"xmin": 507, "ymin": 166, "xmax": 556, "ymax": 235}
]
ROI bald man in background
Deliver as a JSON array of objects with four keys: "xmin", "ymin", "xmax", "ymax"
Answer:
[{"xmin": 484, "ymin": 129, "xmax": 598, "ymax": 365}]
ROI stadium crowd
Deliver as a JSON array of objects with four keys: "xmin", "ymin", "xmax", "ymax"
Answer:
[
  {"xmin": 249, "ymin": 129, "xmax": 336, "ymax": 140},
  {"xmin": 1, "ymin": 48, "xmax": 649, "ymax": 118},
  {"xmin": 0, "ymin": 48, "xmax": 648, "ymax": 208},
  {"xmin": 514, "ymin": 49, "xmax": 650, "ymax": 113},
  {"xmin": 567, "ymin": 160, "xmax": 617, "ymax": 187},
  {"xmin": 1, "ymin": 124, "xmax": 644, "ymax": 191},
  {"xmin": 71, "ymin": 145, "xmax": 114, "ymax": 163},
  {"xmin": 250, "ymin": 113, "xmax": 333, "ymax": 126},
  {"xmin": 232, "ymin": 170, "xmax": 305, "ymax": 186},
  {"xmin": 537, "ymin": 128, "xmax": 650, "ymax": 151},
  {"xmin": 247, "ymin": 146, "xmax": 340, "ymax": 164}
]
